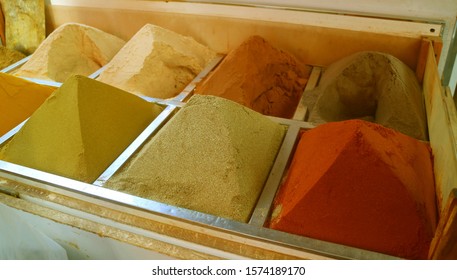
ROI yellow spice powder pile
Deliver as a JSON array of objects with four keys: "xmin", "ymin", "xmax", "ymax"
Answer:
[
  {"xmin": 105, "ymin": 95, "xmax": 286, "ymax": 222},
  {"xmin": 0, "ymin": 75, "xmax": 163, "ymax": 183},
  {"xmin": 0, "ymin": 72, "xmax": 55, "ymax": 136}
]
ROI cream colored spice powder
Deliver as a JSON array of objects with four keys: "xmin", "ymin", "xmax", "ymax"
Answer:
[
  {"xmin": 105, "ymin": 95, "xmax": 286, "ymax": 222},
  {"xmin": 15, "ymin": 23, "xmax": 125, "ymax": 82},
  {"xmin": 304, "ymin": 51, "xmax": 427, "ymax": 140},
  {"xmin": 0, "ymin": 75, "xmax": 163, "ymax": 183},
  {"xmin": 97, "ymin": 24, "xmax": 216, "ymax": 99}
]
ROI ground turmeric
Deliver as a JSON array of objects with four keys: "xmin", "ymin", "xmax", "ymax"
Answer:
[
  {"xmin": 0, "ymin": 75, "xmax": 163, "ymax": 183},
  {"xmin": 0, "ymin": 72, "xmax": 55, "ymax": 136}
]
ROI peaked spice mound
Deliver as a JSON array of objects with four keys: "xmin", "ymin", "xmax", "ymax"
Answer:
[
  {"xmin": 97, "ymin": 24, "xmax": 216, "ymax": 99},
  {"xmin": 195, "ymin": 36, "xmax": 311, "ymax": 119},
  {"xmin": 0, "ymin": 73, "xmax": 55, "ymax": 136},
  {"xmin": 15, "ymin": 23, "xmax": 125, "ymax": 82},
  {"xmin": 105, "ymin": 95, "xmax": 285, "ymax": 222},
  {"xmin": 270, "ymin": 120, "xmax": 437, "ymax": 259},
  {"xmin": 0, "ymin": 75, "xmax": 163, "ymax": 182}
]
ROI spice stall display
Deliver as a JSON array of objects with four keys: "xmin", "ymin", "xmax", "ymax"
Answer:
[{"xmin": 0, "ymin": 1, "xmax": 455, "ymax": 260}]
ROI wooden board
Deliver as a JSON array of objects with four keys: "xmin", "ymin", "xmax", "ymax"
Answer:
[
  {"xmin": 423, "ymin": 42, "xmax": 457, "ymax": 212},
  {"xmin": 430, "ymin": 189, "xmax": 457, "ymax": 259},
  {"xmin": 416, "ymin": 37, "xmax": 443, "ymax": 84},
  {"xmin": 45, "ymin": 4, "xmax": 424, "ymax": 70}
]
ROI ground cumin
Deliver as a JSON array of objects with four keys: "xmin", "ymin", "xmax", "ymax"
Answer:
[
  {"xmin": 269, "ymin": 120, "xmax": 437, "ymax": 259},
  {"xmin": 0, "ymin": 73, "xmax": 55, "ymax": 136},
  {"xmin": 0, "ymin": 75, "xmax": 163, "ymax": 183},
  {"xmin": 194, "ymin": 36, "xmax": 311, "ymax": 119},
  {"xmin": 105, "ymin": 95, "xmax": 285, "ymax": 222}
]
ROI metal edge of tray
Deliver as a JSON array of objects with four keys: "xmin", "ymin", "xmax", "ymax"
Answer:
[
  {"xmin": 17, "ymin": 76, "xmax": 63, "ymax": 87},
  {"xmin": 293, "ymin": 66, "xmax": 322, "ymax": 121},
  {"xmin": 138, "ymin": 95, "xmax": 186, "ymax": 107},
  {"xmin": 173, "ymin": 54, "xmax": 225, "ymax": 102},
  {"xmin": 93, "ymin": 104, "xmax": 177, "ymax": 186},
  {"xmin": 88, "ymin": 65, "xmax": 107, "ymax": 79},
  {"xmin": 248, "ymin": 124, "xmax": 300, "ymax": 227},
  {"xmin": 0, "ymin": 159, "xmax": 397, "ymax": 260},
  {"xmin": 249, "ymin": 118, "xmax": 316, "ymax": 227},
  {"xmin": 0, "ymin": 55, "xmax": 30, "ymax": 73}
]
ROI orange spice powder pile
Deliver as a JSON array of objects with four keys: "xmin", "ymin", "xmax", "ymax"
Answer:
[
  {"xmin": 194, "ymin": 36, "xmax": 311, "ymax": 119},
  {"xmin": 269, "ymin": 119, "xmax": 437, "ymax": 259}
]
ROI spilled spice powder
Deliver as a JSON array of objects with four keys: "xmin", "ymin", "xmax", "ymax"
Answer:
[
  {"xmin": 0, "ymin": 72, "xmax": 55, "ymax": 136},
  {"xmin": 0, "ymin": 75, "xmax": 163, "ymax": 183},
  {"xmin": 194, "ymin": 36, "xmax": 311, "ymax": 119},
  {"xmin": 269, "ymin": 120, "xmax": 437, "ymax": 259}
]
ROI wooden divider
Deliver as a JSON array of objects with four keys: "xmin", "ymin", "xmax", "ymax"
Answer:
[{"xmin": 423, "ymin": 42, "xmax": 457, "ymax": 259}]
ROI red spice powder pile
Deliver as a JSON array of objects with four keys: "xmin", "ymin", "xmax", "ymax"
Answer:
[{"xmin": 269, "ymin": 119, "xmax": 437, "ymax": 259}]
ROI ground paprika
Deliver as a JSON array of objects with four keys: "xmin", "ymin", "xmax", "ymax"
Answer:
[{"xmin": 269, "ymin": 119, "xmax": 437, "ymax": 259}]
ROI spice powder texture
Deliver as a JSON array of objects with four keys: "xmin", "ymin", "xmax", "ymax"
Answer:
[
  {"xmin": 15, "ymin": 23, "xmax": 125, "ymax": 82},
  {"xmin": 0, "ymin": 46, "xmax": 25, "ymax": 69},
  {"xmin": 0, "ymin": 73, "xmax": 55, "ymax": 136},
  {"xmin": 105, "ymin": 95, "xmax": 286, "ymax": 222},
  {"xmin": 269, "ymin": 119, "xmax": 437, "ymax": 259},
  {"xmin": 304, "ymin": 51, "xmax": 427, "ymax": 140},
  {"xmin": 0, "ymin": 75, "xmax": 163, "ymax": 183},
  {"xmin": 97, "ymin": 24, "xmax": 216, "ymax": 99},
  {"xmin": 194, "ymin": 36, "xmax": 311, "ymax": 119}
]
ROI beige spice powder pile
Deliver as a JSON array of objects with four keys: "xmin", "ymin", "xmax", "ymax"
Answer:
[{"xmin": 105, "ymin": 95, "xmax": 286, "ymax": 222}]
